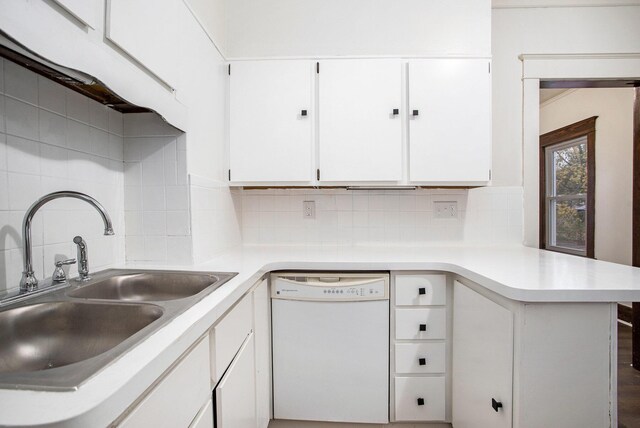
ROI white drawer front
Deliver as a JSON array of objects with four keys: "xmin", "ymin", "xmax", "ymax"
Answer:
[
  {"xmin": 395, "ymin": 308, "xmax": 446, "ymax": 340},
  {"xmin": 395, "ymin": 274, "xmax": 446, "ymax": 306},
  {"xmin": 395, "ymin": 342, "xmax": 446, "ymax": 374},
  {"xmin": 210, "ymin": 293, "xmax": 253, "ymax": 383},
  {"xmin": 395, "ymin": 376, "xmax": 446, "ymax": 421}
]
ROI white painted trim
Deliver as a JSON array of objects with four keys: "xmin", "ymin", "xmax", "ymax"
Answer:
[
  {"xmin": 521, "ymin": 54, "xmax": 640, "ymax": 248},
  {"xmin": 521, "ymin": 53, "xmax": 640, "ymax": 80},
  {"xmin": 226, "ymin": 54, "xmax": 493, "ymax": 61}
]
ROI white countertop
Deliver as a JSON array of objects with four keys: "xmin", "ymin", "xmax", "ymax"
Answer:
[{"xmin": 1, "ymin": 243, "xmax": 640, "ymax": 427}]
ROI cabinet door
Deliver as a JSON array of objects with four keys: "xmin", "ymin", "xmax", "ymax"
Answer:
[
  {"xmin": 318, "ymin": 59, "xmax": 402, "ymax": 182},
  {"xmin": 452, "ymin": 282, "xmax": 513, "ymax": 428},
  {"xmin": 408, "ymin": 59, "xmax": 491, "ymax": 183},
  {"xmin": 118, "ymin": 337, "xmax": 211, "ymax": 427},
  {"xmin": 215, "ymin": 333, "xmax": 257, "ymax": 428},
  {"xmin": 229, "ymin": 60, "xmax": 314, "ymax": 183},
  {"xmin": 253, "ymin": 280, "xmax": 271, "ymax": 428}
]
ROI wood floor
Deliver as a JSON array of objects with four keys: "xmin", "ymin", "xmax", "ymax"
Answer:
[{"xmin": 618, "ymin": 322, "xmax": 640, "ymax": 428}]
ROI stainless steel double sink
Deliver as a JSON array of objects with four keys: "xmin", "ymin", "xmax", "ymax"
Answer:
[{"xmin": 0, "ymin": 269, "xmax": 236, "ymax": 390}]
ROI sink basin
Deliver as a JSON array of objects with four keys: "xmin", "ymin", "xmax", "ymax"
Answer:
[
  {"xmin": 0, "ymin": 301, "xmax": 163, "ymax": 374},
  {"xmin": 0, "ymin": 269, "xmax": 236, "ymax": 390},
  {"xmin": 68, "ymin": 272, "xmax": 227, "ymax": 301}
]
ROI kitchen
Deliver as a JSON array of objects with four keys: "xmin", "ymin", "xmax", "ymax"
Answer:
[{"xmin": 0, "ymin": 0, "xmax": 639, "ymax": 427}]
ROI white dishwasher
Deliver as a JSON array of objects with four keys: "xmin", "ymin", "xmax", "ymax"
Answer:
[{"xmin": 271, "ymin": 272, "xmax": 389, "ymax": 424}]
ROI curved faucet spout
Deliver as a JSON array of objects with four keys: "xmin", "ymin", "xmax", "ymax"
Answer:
[{"xmin": 20, "ymin": 191, "xmax": 115, "ymax": 292}]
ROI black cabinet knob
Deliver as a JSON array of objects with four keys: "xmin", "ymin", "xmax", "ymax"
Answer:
[
  {"xmin": 419, "ymin": 324, "xmax": 427, "ymax": 332},
  {"xmin": 392, "ymin": 108, "xmax": 399, "ymax": 115},
  {"xmin": 412, "ymin": 109, "xmax": 419, "ymax": 116},
  {"xmin": 492, "ymin": 398, "xmax": 503, "ymax": 412},
  {"xmin": 417, "ymin": 398, "xmax": 425, "ymax": 406},
  {"xmin": 301, "ymin": 110, "xmax": 308, "ymax": 116},
  {"xmin": 418, "ymin": 287, "xmax": 426, "ymax": 295},
  {"xmin": 418, "ymin": 357, "xmax": 427, "ymax": 366}
]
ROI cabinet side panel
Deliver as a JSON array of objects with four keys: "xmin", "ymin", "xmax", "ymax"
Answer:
[{"xmin": 516, "ymin": 303, "xmax": 612, "ymax": 428}]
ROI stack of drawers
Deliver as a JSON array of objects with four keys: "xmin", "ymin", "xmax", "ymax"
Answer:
[{"xmin": 392, "ymin": 274, "xmax": 448, "ymax": 422}]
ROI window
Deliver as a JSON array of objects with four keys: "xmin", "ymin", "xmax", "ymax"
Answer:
[{"xmin": 540, "ymin": 117, "xmax": 597, "ymax": 257}]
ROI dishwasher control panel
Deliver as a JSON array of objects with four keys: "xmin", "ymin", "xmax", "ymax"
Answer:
[{"xmin": 271, "ymin": 273, "xmax": 389, "ymax": 301}]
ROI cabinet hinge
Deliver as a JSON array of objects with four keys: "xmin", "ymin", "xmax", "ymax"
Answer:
[
  {"xmin": 228, "ymin": 169, "xmax": 231, "ymax": 181},
  {"xmin": 489, "ymin": 169, "xmax": 492, "ymax": 180},
  {"xmin": 316, "ymin": 169, "xmax": 320, "ymax": 181},
  {"xmin": 316, "ymin": 62, "xmax": 319, "ymax": 74},
  {"xmin": 228, "ymin": 64, "xmax": 231, "ymax": 75},
  {"xmin": 488, "ymin": 62, "xmax": 491, "ymax": 74}
]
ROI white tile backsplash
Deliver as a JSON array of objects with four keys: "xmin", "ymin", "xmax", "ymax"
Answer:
[
  {"xmin": 4, "ymin": 60, "xmax": 38, "ymax": 105},
  {"xmin": 38, "ymin": 76, "xmax": 66, "ymax": 115},
  {"xmin": 123, "ymin": 113, "xmax": 191, "ymax": 264},
  {"xmin": 0, "ymin": 58, "xmax": 125, "ymax": 293},
  {"xmin": 5, "ymin": 97, "xmax": 39, "ymax": 140},
  {"xmin": 238, "ymin": 187, "xmax": 523, "ymax": 246},
  {"xmin": 39, "ymin": 109, "xmax": 67, "ymax": 147}
]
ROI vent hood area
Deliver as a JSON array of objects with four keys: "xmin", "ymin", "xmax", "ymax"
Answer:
[{"xmin": 0, "ymin": 32, "xmax": 150, "ymax": 114}]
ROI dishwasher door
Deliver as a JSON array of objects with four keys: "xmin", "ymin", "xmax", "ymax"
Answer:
[{"xmin": 271, "ymin": 273, "xmax": 390, "ymax": 424}]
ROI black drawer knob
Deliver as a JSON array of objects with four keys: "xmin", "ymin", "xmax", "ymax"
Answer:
[
  {"xmin": 417, "ymin": 398, "xmax": 425, "ymax": 406},
  {"xmin": 418, "ymin": 287, "xmax": 426, "ymax": 295},
  {"xmin": 418, "ymin": 357, "xmax": 427, "ymax": 366},
  {"xmin": 419, "ymin": 324, "xmax": 427, "ymax": 332},
  {"xmin": 392, "ymin": 108, "xmax": 399, "ymax": 115},
  {"xmin": 492, "ymin": 398, "xmax": 503, "ymax": 412},
  {"xmin": 301, "ymin": 110, "xmax": 308, "ymax": 116},
  {"xmin": 412, "ymin": 109, "xmax": 419, "ymax": 116}
]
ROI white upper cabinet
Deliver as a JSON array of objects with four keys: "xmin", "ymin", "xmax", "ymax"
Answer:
[
  {"xmin": 106, "ymin": 0, "xmax": 190, "ymax": 90},
  {"xmin": 408, "ymin": 59, "xmax": 491, "ymax": 184},
  {"xmin": 318, "ymin": 59, "xmax": 403, "ymax": 183},
  {"xmin": 229, "ymin": 60, "xmax": 314, "ymax": 183}
]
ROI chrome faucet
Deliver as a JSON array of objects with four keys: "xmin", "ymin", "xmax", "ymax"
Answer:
[
  {"xmin": 73, "ymin": 236, "xmax": 90, "ymax": 281},
  {"xmin": 20, "ymin": 191, "xmax": 114, "ymax": 292}
]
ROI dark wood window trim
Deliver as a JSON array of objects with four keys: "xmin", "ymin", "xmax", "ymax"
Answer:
[{"xmin": 539, "ymin": 116, "xmax": 597, "ymax": 258}]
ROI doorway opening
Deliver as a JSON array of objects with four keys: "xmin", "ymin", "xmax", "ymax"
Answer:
[{"xmin": 539, "ymin": 82, "xmax": 640, "ymax": 428}]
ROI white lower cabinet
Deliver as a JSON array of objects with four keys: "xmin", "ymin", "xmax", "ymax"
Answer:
[
  {"xmin": 392, "ymin": 272, "xmax": 449, "ymax": 423},
  {"xmin": 117, "ymin": 336, "xmax": 211, "ymax": 427},
  {"xmin": 395, "ymin": 342, "xmax": 446, "ymax": 374},
  {"xmin": 215, "ymin": 333, "xmax": 257, "ymax": 428},
  {"xmin": 452, "ymin": 281, "xmax": 513, "ymax": 428},
  {"xmin": 190, "ymin": 399, "xmax": 214, "ymax": 428},
  {"xmin": 395, "ymin": 377, "xmax": 446, "ymax": 421},
  {"xmin": 253, "ymin": 279, "xmax": 271, "ymax": 428}
]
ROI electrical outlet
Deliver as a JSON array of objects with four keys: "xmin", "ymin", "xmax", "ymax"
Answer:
[
  {"xmin": 434, "ymin": 201, "xmax": 458, "ymax": 219},
  {"xmin": 303, "ymin": 201, "xmax": 315, "ymax": 219}
]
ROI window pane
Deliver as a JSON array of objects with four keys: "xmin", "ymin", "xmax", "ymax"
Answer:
[
  {"xmin": 550, "ymin": 198, "xmax": 586, "ymax": 253},
  {"xmin": 553, "ymin": 139, "xmax": 587, "ymax": 196}
]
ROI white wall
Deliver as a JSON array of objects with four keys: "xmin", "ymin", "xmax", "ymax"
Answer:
[
  {"xmin": 0, "ymin": 58, "xmax": 125, "ymax": 293},
  {"xmin": 492, "ymin": 6, "xmax": 640, "ymax": 190},
  {"xmin": 539, "ymin": 88, "xmax": 635, "ymax": 265},
  {"xmin": 185, "ymin": 0, "xmax": 227, "ymax": 55},
  {"xmin": 225, "ymin": 0, "xmax": 490, "ymax": 58}
]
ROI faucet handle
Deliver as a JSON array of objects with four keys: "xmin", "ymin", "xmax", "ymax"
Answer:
[
  {"xmin": 52, "ymin": 258, "xmax": 76, "ymax": 283},
  {"xmin": 55, "ymin": 258, "xmax": 76, "ymax": 268}
]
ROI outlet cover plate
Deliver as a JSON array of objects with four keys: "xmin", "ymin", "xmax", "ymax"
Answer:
[{"xmin": 434, "ymin": 201, "xmax": 458, "ymax": 219}]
